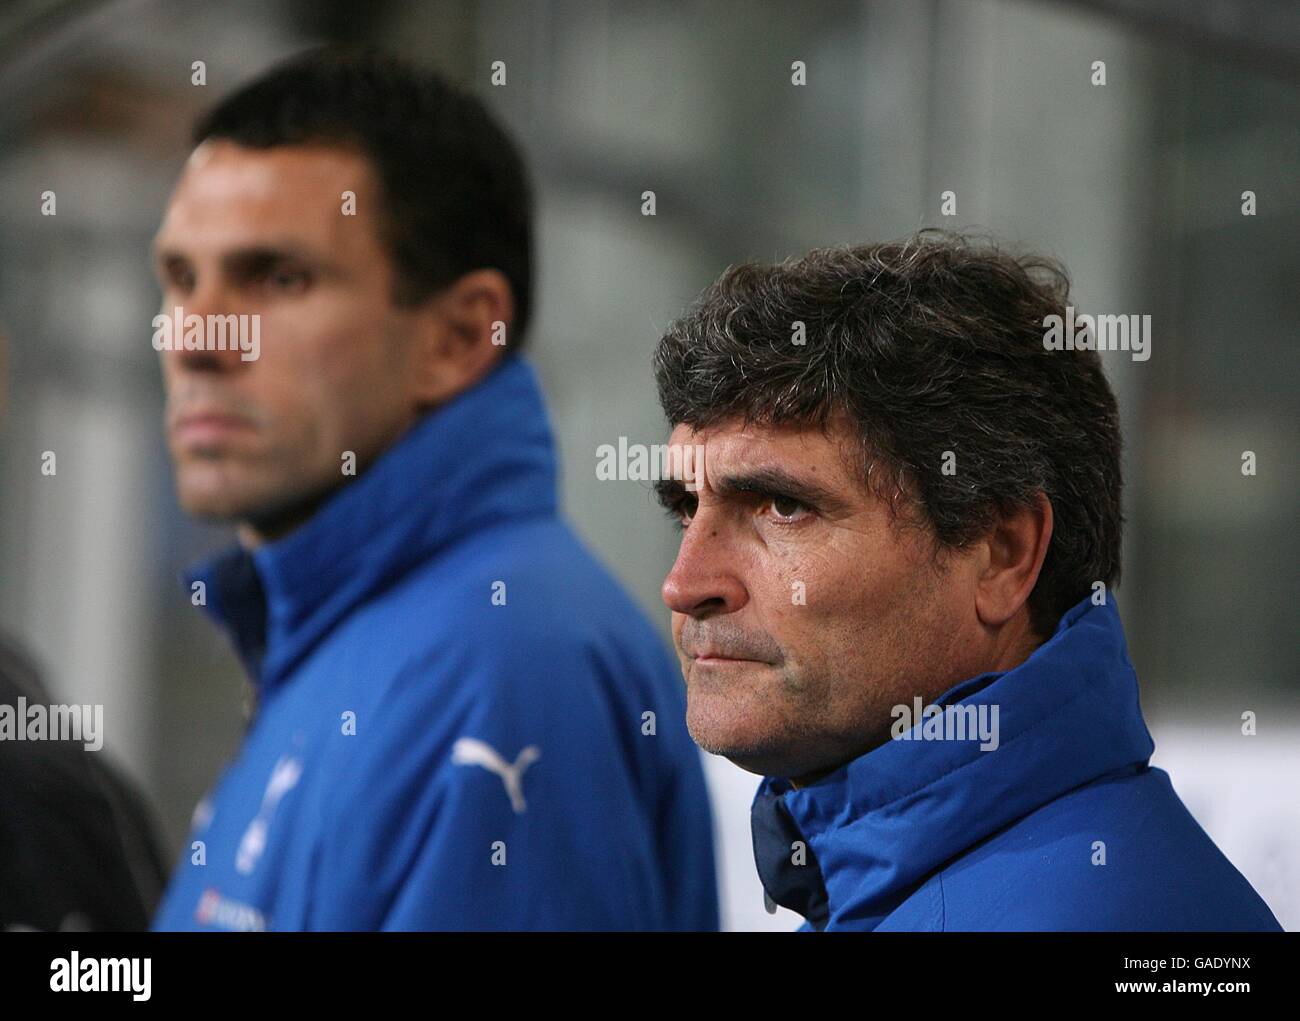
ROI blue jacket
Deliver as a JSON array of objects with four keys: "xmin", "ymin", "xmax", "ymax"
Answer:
[
  {"xmin": 153, "ymin": 355, "xmax": 718, "ymax": 931},
  {"xmin": 752, "ymin": 595, "xmax": 1282, "ymax": 931}
]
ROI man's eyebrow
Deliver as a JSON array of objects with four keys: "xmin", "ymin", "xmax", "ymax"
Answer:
[
  {"xmin": 220, "ymin": 245, "xmax": 324, "ymax": 275},
  {"xmin": 714, "ymin": 466, "xmax": 843, "ymax": 509},
  {"xmin": 151, "ymin": 243, "xmax": 326, "ymax": 274}
]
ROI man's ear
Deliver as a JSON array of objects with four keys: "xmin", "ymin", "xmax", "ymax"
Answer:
[
  {"xmin": 409, "ymin": 268, "xmax": 515, "ymax": 407},
  {"xmin": 974, "ymin": 491, "xmax": 1053, "ymax": 628}
]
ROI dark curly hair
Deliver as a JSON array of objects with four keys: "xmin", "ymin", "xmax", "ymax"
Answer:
[{"xmin": 653, "ymin": 230, "xmax": 1124, "ymax": 638}]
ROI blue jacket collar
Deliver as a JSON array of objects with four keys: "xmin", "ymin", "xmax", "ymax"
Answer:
[
  {"xmin": 186, "ymin": 355, "xmax": 558, "ymax": 695},
  {"xmin": 752, "ymin": 594, "xmax": 1155, "ymax": 929}
]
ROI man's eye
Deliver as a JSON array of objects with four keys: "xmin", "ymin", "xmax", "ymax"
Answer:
[
  {"xmin": 166, "ymin": 267, "xmax": 195, "ymax": 292},
  {"xmin": 665, "ymin": 496, "xmax": 697, "ymax": 529},
  {"xmin": 262, "ymin": 267, "xmax": 311, "ymax": 293},
  {"xmin": 766, "ymin": 495, "xmax": 811, "ymax": 522}
]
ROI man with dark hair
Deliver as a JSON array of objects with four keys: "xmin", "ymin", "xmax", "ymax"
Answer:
[
  {"xmin": 652, "ymin": 231, "xmax": 1280, "ymax": 931},
  {"xmin": 150, "ymin": 48, "xmax": 717, "ymax": 931}
]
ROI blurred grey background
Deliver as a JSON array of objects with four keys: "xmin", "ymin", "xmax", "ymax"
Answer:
[{"xmin": 0, "ymin": 0, "xmax": 1296, "ymax": 930}]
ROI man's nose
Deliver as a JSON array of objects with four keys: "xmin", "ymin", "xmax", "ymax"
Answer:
[
  {"xmin": 162, "ymin": 282, "xmax": 250, "ymax": 374},
  {"xmin": 661, "ymin": 513, "xmax": 748, "ymax": 617}
]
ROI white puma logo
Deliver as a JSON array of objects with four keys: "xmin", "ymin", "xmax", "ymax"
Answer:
[{"xmin": 451, "ymin": 737, "xmax": 541, "ymax": 814}]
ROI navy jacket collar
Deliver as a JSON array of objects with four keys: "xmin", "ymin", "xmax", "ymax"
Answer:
[
  {"xmin": 752, "ymin": 594, "xmax": 1155, "ymax": 929},
  {"xmin": 186, "ymin": 355, "xmax": 558, "ymax": 695}
]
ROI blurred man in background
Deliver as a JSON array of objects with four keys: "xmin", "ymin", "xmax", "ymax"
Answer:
[
  {"xmin": 652, "ymin": 233, "xmax": 1281, "ymax": 931},
  {"xmin": 150, "ymin": 48, "xmax": 716, "ymax": 931}
]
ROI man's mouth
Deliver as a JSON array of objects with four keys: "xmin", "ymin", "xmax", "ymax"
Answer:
[
  {"xmin": 690, "ymin": 649, "xmax": 771, "ymax": 666},
  {"xmin": 171, "ymin": 410, "xmax": 257, "ymax": 446}
]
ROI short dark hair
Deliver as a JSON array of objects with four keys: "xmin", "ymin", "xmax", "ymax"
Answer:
[
  {"xmin": 193, "ymin": 46, "xmax": 534, "ymax": 349},
  {"xmin": 653, "ymin": 230, "xmax": 1124, "ymax": 638}
]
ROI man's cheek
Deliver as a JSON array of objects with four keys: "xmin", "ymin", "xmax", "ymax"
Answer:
[{"xmin": 765, "ymin": 553, "xmax": 831, "ymax": 615}]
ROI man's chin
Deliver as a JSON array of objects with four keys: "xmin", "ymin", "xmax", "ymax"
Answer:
[
  {"xmin": 176, "ymin": 471, "xmax": 345, "ymax": 543},
  {"xmin": 174, "ymin": 467, "xmax": 263, "ymax": 520},
  {"xmin": 176, "ymin": 490, "xmax": 255, "ymax": 523},
  {"xmin": 685, "ymin": 706, "xmax": 797, "ymax": 778}
]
